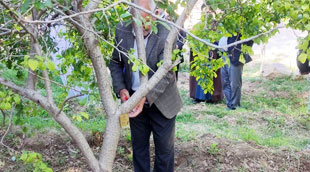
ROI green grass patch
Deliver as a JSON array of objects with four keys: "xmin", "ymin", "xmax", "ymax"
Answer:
[
  {"xmin": 179, "ymin": 88, "xmax": 195, "ymax": 106},
  {"xmin": 176, "ymin": 111, "xmax": 198, "ymax": 123}
]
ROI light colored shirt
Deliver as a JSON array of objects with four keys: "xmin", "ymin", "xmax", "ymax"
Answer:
[
  {"xmin": 131, "ymin": 37, "xmax": 148, "ymax": 91},
  {"xmin": 218, "ymin": 36, "xmax": 228, "ymax": 52}
]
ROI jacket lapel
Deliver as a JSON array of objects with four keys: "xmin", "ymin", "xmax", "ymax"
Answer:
[
  {"xmin": 121, "ymin": 24, "xmax": 134, "ymax": 52},
  {"xmin": 145, "ymin": 33, "xmax": 158, "ymax": 61}
]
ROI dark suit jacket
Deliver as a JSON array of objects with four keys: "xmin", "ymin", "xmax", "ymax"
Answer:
[
  {"xmin": 109, "ymin": 22, "xmax": 183, "ymax": 119},
  {"xmin": 228, "ymin": 35, "xmax": 254, "ymax": 65}
]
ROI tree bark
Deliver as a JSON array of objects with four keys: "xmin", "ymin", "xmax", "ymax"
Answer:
[
  {"xmin": 75, "ymin": 14, "xmax": 119, "ymax": 171},
  {"xmin": 26, "ymin": 42, "xmax": 37, "ymax": 90},
  {"xmin": 0, "ymin": 77, "xmax": 100, "ymax": 172},
  {"xmin": 132, "ymin": 0, "xmax": 148, "ymax": 85}
]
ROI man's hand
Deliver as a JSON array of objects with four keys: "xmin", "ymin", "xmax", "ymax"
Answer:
[
  {"xmin": 129, "ymin": 97, "xmax": 146, "ymax": 118},
  {"xmin": 120, "ymin": 89, "xmax": 130, "ymax": 103}
]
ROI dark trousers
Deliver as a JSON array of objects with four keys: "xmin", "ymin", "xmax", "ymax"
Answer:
[
  {"xmin": 129, "ymin": 104, "xmax": 176, "ymax": 172},
  {"xmin": 221, "ymin": 63, "xmax": 243, "ymax": 109}
]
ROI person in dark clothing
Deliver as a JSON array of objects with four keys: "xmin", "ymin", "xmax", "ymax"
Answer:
[
  {"xmin": 189, "ymin": 49, "xmax": 224, "ymax": 103},
  {"xmin": 219, "ymin": 34, "xmax": 254, "ymax": 110},
  {"xmin": 109, "ymin": 1, "xmax": 182, "ymax": 171},
  {"xmin": 296, "ymin": 38, "xmax": 310, "ymax": 75}
]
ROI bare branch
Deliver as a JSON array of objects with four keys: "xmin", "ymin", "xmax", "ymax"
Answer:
[
  {"xmin": 83, "ymin": 0, "xmax": 99, "ymax": 18},
  {"xmin": 32, "ymin": 40, "xmax": 55, "ymax": 105},
  {"xmin": 0, "ymin": 29, "xmax": 27, "ymax": 36},
  {"xmin": 0, "ymin": 0, "xmax": 36, "ymax": 40},
  {"xmin": 132, "ymin": 0, "xmax": 148, "ymax": 86},
  {"xmin": 0, "ymin": 108, "xmax": 16, "ymax": 152},
  {"xmin": 56, "ymin": 94, "xmax": 84, "ymax": 116},
  {"xmin": 74, "ymin": 13, "xmax": 118, "ymax": 171}
]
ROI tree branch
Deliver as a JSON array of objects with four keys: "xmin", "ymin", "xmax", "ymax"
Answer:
[
  {"xmin": 83, "ymin": 0, "xmax": 99, "ymax": 18},
  {"xmin": 22, "ymin": 0, "xmax": 125, "ymax": 24},
  {"xmin": 75, "ymin": 12, "xmax": 119, "ymax": 172},
  {"xmin": 56, "ymin": 94, "xmax": 84, "ymax": 116},
  {"xmin": 26, "ymin": 44, "xmax": 37, "ymax": 90},
  {"xmin": 0, "ymin": 108, "xmax": 15, "ymax": 152},
  {"xmin": 163, "ymin": 0, "xmax": 197, "ymax": 61},
  {"xmin": 19, "ymin": 0, "xmax": 281, "ymax": 50},
  {"xmin": 0, "ymin": 0, "xmax": 36, "ymax": 40},
  {"xmin": 32, "ymin": 40, "xmax": 55, "ymax": 105},
  {"xmin": 132, "ymin": 0, "xmax": 148, "ymax": 86},
  {"xmin": 0, "ymin": 76, "xmax": 100, "ymax": 172},
  {"xmin": 0, "ymin": 30, "xmax": 27, "ymax": 36}
]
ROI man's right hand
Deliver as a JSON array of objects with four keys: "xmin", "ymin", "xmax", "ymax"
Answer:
[{"xmin": 120, "ymin": 89, "xmax": 130, "ymax": 103}]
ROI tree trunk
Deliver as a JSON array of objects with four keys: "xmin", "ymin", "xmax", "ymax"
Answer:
[{"xmin": 76, "ymin": 15, "xmax": 119, "ymax": 172}]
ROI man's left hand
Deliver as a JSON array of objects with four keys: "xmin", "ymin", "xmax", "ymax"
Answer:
[{"xmin": 129, "ymin": 97, "xmax": 146, "ymax": 118}]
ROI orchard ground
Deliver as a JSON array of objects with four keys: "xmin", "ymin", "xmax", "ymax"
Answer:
[{"xmin": 1, "ymin": 28, "xmax": 310, "ymax": 171}]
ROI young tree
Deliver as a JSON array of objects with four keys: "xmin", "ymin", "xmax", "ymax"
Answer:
[{"xmin": 0, "ymin": 0, "xmax": 309, "ymax": 171}]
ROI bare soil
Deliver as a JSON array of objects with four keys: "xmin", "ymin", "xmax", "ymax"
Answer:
[{"xmin": 1, "ymin": 127, "xmax": 310, "ymax": 172}]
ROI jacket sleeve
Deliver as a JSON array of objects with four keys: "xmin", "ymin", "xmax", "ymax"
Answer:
[
  {"xmin": 146, "ymin": 45, "xmax": 176, "ymax": 106},
  {"xmin": 108, "ymin": 30, "xmax": 126, "ymax": 96}
]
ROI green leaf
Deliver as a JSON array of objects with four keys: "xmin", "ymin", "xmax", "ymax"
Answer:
[
  {"xmin": 21, "ymin": 0, "xmax": 33, "ymax": 13},
  {"xmin": 132, "ymin": 64, "xmax": 138, "ymax": 72},
  {"xmin": 13, "ymin": 95, "xmax": 21, "ymax": 104},
  {"xmin": 47, "ymin": 61, "xmax": 56, "ymax": 71},
  {"xmin": 76, "ymin": 115, "xmax": 82, "ymax": 122},
  {"xmin": 80, "ymin": 112, "xmax": 89, "ymax": 120},
  {"xmin": 157, "ymin": 21, "xmax": 171, "ymax": 30},
  {"xmin": 141, "ymin": 65, "xmax": 149, "ymax": 75},
  {"xmin": 28, "ymin": 59, "xmax": 39, "ymax": 71},
  {"xmin": 298, "ymin": 52, "xmax": 307, "ymax": 64},
  {"xmin": 0, "ymin": 102, "xmax": 11, "ymax": 110},
  {"xmin": 0, "ymin": 91, "xmax": 5, "ymax": 98},
  {"xmin": 20, "ymin": 153, "xmax": 28, "ymax": 161},
  {"xmin": 157, "ymin": 61, "xmax": 163, "ymax": 67},
  {"xmin": 120, "ymin": 12, "xmax": 132, "ymax": 19},
  {"xmin": 239, "ymin": 54, "xmax": 246, "ymax": 64},
  {"xmin": 151, "ymin": 25, "xmax": 158, "ymax": 34},
  {"xmin": 133, "ymin": 17, "xmax": 142, "ymax": 27},
  {"xmin": 45, "ymin": 0, "xmax": 53, "ymax": 8}
]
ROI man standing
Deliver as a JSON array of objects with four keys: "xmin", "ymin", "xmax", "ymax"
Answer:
[
  {"xmin": 220, "ymin": 35, "xmax": 253, "ymax": 110},
  {"xmin": 109, "ymin": 0, "xmax": 182, "ymax": 171}
]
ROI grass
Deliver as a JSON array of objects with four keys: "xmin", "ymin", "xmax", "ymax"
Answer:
[{"xmin": 174, "ymin": 62, "xmax": 310, "ymax": 150}]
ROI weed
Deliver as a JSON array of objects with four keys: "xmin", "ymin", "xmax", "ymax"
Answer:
[
  {"xmin": 238, "ymin": 127, "xmax": 260, "ymax": 143},
  {"xmin": 125, "ymin": 129, "xmax": 131, "ymax": 142},
  {"xmin": 176, "ymin": 124, "xmax": 197, "ymax": 142},
  {"xmin": 117, "ymin": 147, "xmax": 125, "ymax": 155},
  {"xmin": 207, "ymin": 142, "xmax": 220, "ymax": 155},
  {"xmin": 176, "ymin": 111, "xmax": 197, "ymax": 123},
  {"xmin": 299, "ymin": 114, "xmax": 310, "ymax": 130}
]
